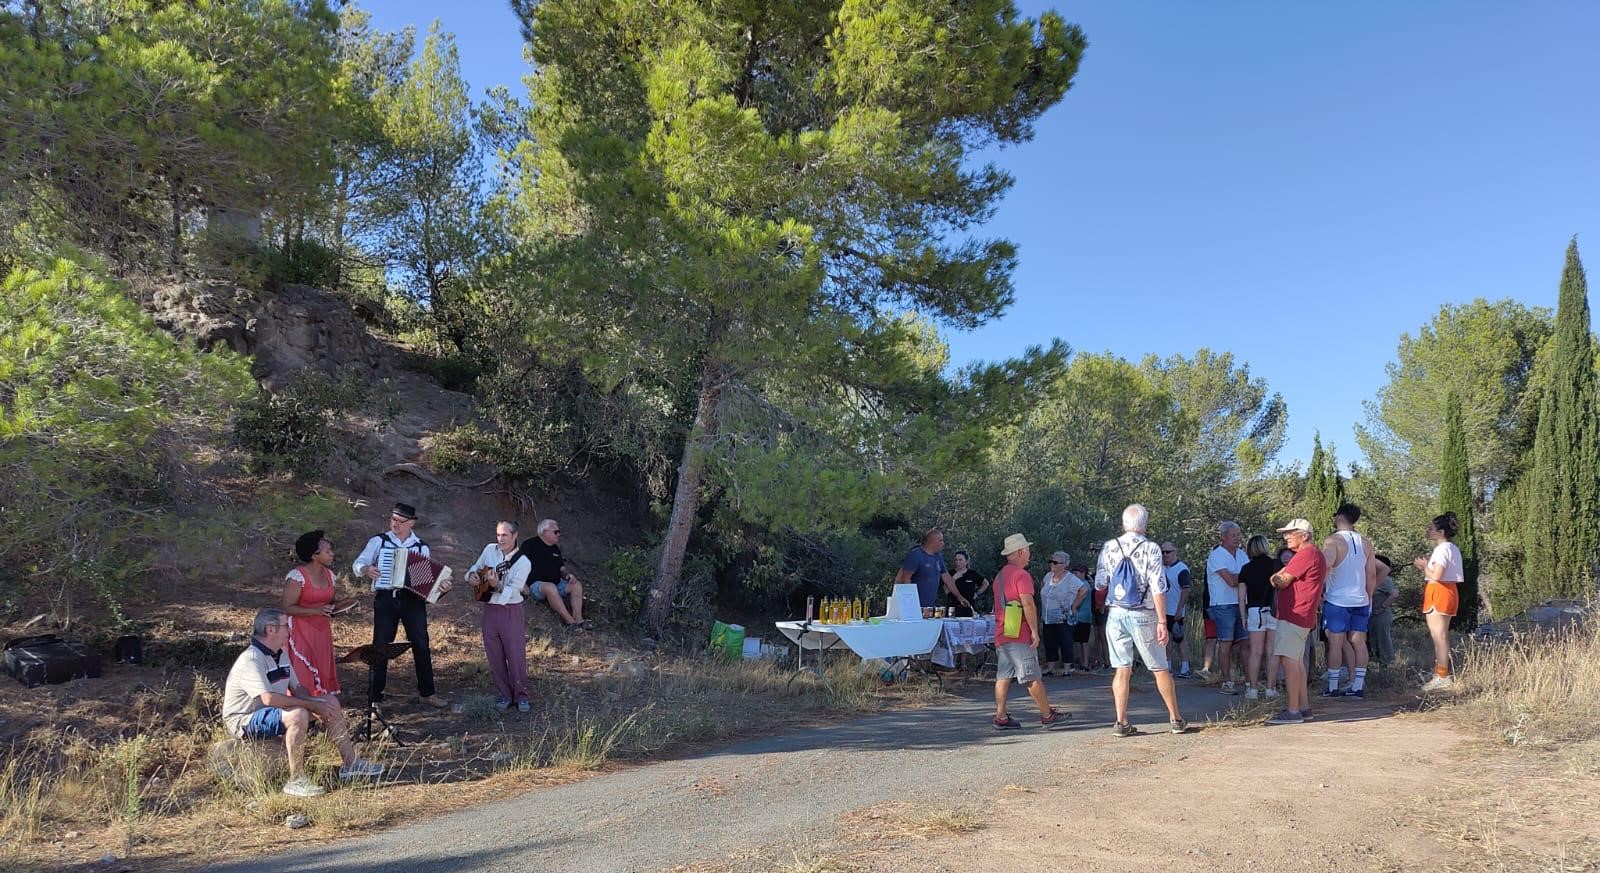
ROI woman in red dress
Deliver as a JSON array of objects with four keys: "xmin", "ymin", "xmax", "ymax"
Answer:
[{"xmin": 283, "ymin": 529, "xmax": 341, "ymax": 697}]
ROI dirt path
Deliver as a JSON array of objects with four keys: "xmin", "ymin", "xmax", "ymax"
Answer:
[{"xmin": 183, "ymin": 675, "xmax": 1497, "ymax": 873}]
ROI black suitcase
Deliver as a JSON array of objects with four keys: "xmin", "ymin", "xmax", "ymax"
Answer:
[{"xmin": 3, "ymin": 634, "xmax": 103, "ymax": 687}]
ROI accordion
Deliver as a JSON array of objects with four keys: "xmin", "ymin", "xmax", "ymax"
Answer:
[{"xmin": 380, "ymin": 548, "xmax": 453, "ymax": 603}]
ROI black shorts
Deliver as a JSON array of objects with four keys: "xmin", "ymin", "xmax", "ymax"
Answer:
[
  {"xmin": 1071, "ymin": 623, "xmax": 1091, "ymax": 644},
  {"xmin": 1093, "ymin": 608, "xmax": 1107, "ymax": 626},
  {"xmin": 1168, "ymin": 615, "xmax": 1186, "ymax": 643}
]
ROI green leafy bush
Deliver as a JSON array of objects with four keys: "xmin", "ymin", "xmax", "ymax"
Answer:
[
  {"xmin": 0, "ymin": 256, "xmax": 253, "ymax": 619},
  {"xmin": 269, "ymin": 238, "xmax": 341, "ymax": 289},
  {"xmin": 234, "ymin": 371, "xmax": 368, "ymax": 474}
]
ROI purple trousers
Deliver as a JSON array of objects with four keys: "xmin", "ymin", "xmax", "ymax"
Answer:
[{"xmin": 482, "ymin": 602, "xmax": 528, "ymax": 703}]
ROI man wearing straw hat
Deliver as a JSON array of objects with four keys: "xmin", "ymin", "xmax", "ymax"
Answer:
[{"xmin": 990, "ymin": 533, "xmax": 1068, "ymax": 730}]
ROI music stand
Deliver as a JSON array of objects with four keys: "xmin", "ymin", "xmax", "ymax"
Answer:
[{"xmin": 340, "ymin": 642, "xmax": 412, "ymax": 746}]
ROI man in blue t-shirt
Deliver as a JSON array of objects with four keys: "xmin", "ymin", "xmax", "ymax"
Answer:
[{"xmin": 895, "ymin": 528, "xmax": 971, "ymax": 610}]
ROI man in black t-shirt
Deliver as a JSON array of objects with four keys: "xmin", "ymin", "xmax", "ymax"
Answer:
[{"xmin": 520, "ymin": 518, "xmax": 587, "ymax": 629}]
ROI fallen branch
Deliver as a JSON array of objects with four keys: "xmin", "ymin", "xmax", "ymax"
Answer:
[{"xmin": 381, "ymin": 462, "xmax": 497, "ymax": 490}]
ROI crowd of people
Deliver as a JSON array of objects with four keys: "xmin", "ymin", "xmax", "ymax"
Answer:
[
  {"xmin": 897, "ymin": 502, "xmax": 1465, "ymax": 733},
  {"xmin": 221, "ymin": 502, "xmax": 591, "ymax": 796}
]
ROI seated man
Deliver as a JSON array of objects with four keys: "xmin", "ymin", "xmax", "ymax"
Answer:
[
  {"xmin": 520, "ymin": 518, "xmax": 588, "ymax": 629},
  {"xmin": 221, "ymin": 607, "xmax": 383, "ymax": 797}
]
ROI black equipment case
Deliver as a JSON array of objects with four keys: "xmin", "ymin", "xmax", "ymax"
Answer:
[{"xmin": 3, "ymin": 634, "xmax": 103, "ymax": 687}]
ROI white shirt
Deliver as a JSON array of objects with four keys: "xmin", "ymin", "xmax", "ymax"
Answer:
[
  {"xmin": 353, "ymin": 531, "xmax": 430, "ymax": 591},
  {"xmin": 1163, "ymin": 561, "xmax": 1190, "ymax": 616},
  {"xmin": 1324, "ymin": 529, "xmax": 1370, "ymax": 608},
  {"xmin": 1095, "ymin": 532, "xmax": 1166, "ymax": 613},
  {"xmin": 467, "ymin": 543, "xmax": 532, "ymax": 606},
  {"xmin": 1428, "ymin": 541, "xmax": 1464, "ymax": 584},
  {"xmin": 1040, "ymin": 570, "xmax": 1074, "ymax": 624},
  {"xmin": 1206, "ymin": 545, "xmax": 1246, "ymax": 607}
]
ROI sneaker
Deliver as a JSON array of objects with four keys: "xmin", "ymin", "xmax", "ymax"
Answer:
[
  {"xmin": 1244, "ymin": 686, "xmax": 1259, "ymax": 700},
  {"xmin": 1195, "ymin": 668, "xmax": 1215, "ymax": 682},
  {"xmin": 417, "ymin": 694, "xmax": 449, "ymax": 709},
  {"xmin": 517, "ymin": 700, "xmax": 530, "ymax": 713},
  {"xmin": 1111, "ymin": 722, "xmax": 1139, "ymax": 737},
  {"xmin": 1170, "ymin": 718, "xmax": 1189, "ymax": 734},
  {"xmin": 993, "ymin": 715, "xmax": 1022, "ymax": 730},
  {"xmin": 495, "ymin": 698, "xmax": 511, "ymax": 711},
  {"xmin": 1320, "ymin": 687, "xmax": 1345, "ymax": 698},
  {"xmin": 1219, "ymin": 682, "xmax": 1239, "ymax": 695},
  {"xmin": 282, "ymin": 775, "xmax": 326, "ymax": 797},
  {"xmin": 1040, "ymin": 709, "xmax": 1069, "ymax": 727},
  {"xmin": 1343, "ymin": 688, "xmax": 1365, "ymax": 699},
  {"xmin": 1264, "ymin": 687, "xmax": 1281, "ymax": 699},
  {"xmin": 339, "ymin": 758, "xmax": 383, "ymax": 780},
  {"xmin": 1299, "ymin": 709, "xmax": 1314, "ymax": 721},
  {"xmin": 1173, "ymin": 668, "xmax": 1193, "ymax": 679},
  {"xmin": 1421, "ymin": 674, "xmax": 1455, "ymax": 692},
  {"xmin": 1265, "ymin": 709, "xmax": 1303, "ymax": 725}
]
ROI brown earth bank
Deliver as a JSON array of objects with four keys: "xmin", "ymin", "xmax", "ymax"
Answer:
[{"xmin": 674, "ymin": 707, "xmax": 1600, "ymax": 873}]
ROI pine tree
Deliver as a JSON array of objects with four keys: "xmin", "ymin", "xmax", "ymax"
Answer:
[
  {"xmin": 1440, "ymin": 391, "xmax": 1480, "ymax": 627},
  {"xmin": 1525, "ymin": 240, "xmax": 1600, "ymax": 600},
  {"xmin": 1301, "ymin": 434, "xmax": 1345, "ymax": 536}
]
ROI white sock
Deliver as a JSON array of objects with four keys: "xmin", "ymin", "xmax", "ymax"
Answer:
[
  {"xmin": 1327, "ymin": 667, "xmax": 1343, "ymax": 692},
  {"xmin": 1352, "ymin": 667, "xmax": 1367, "ymax": 692}
]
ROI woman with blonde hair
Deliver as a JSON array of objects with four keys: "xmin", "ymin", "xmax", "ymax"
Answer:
[
  {"xmin": 1238, "ymin": 534, "xmax": 1281, "ymax": 700},
  {"xmin": 1413, "ymin": 512, "xmax": 1463, "ymax": 691}
]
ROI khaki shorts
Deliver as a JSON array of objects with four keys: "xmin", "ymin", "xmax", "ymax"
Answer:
[
  {"xmin": 996, "ymin": 642, "xmax": 1042, "ymax": 683},
  {"xmin": 1272, "ymin": 620, "xmax": 1311, "ymax": 659}
]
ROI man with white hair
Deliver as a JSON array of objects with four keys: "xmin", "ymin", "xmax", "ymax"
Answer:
[
  {"xmin": 1095, "ymin": 504, "xmax": 1188, "ymax": 736},
  {"xmin": 521, "ymin": 518, "xmax": 588, "ymax": 629},
  {"xmin": 1206, "ymin": 521, "xmax": 1248, "ymax": 694},
  {"xmin": 221, "ymin": 608, "xmax": 383, "ymax": 797}
]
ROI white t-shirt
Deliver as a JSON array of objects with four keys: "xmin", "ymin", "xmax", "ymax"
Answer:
[
  {"xmin": 1163, "ymin": 561, "xmax": 1190, "ymax": 616},
  {"xmin": 1206, "ymin": 545, "xmax": 1246, "ymax": 606},
  {"xmin": 1427, "ymin": 541, "xmax": 1464, "ymax": 584}
]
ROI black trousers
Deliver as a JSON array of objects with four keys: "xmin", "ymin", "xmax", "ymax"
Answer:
[
  {"xmin": 1041, "ymin": 623, "xmax": 1070, "ymax": 663},
  {"xmin": 372, "ymin": 589, "xmax": 435, "ymax": 699}
]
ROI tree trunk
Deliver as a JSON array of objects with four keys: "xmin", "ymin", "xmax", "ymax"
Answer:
[{"xmin": 646, "ymin": 357, "xmax": 725, "ymax": 635}]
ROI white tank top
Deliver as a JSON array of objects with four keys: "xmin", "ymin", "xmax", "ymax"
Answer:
[{"xmin": 1324, "ymin": 529, "xmax": 1370, "ymax": 608}]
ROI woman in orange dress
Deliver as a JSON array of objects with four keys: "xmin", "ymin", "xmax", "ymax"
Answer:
[{"xmin": 283, "ymin": 529, "xmax": 341, "ymax": 697}]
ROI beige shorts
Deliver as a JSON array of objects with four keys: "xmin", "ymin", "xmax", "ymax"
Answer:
[{"xmin": 1272, "ymin": 620, "xmax": 1311, "ymax": 659}]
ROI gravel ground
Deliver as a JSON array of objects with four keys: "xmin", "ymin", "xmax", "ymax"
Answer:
[{"xmin": 198, "ymin": 674, "xmax": 1235, "ymax": 873}]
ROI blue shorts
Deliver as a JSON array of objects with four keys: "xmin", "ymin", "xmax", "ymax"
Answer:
[
  {"xmin": 244, "ymin": 706, "xmax": 286, "ymax": 739},
  {"xmin": 1323, "ymin": 603, "xmax": 1371, "ymax": 634},
  {"xmin": 1206, "ymin": 605, "xmax": 1247, "ymax": 642}
]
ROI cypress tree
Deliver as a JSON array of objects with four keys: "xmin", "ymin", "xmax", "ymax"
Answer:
[
  {"xmin": 1525, "ymin": 240, "xmax": 1600, "ymax": 600},
  {"xmin": 1301, "ymin": 434, "xmax": 1345, "ymax": 533},
  {"xmin": 1440, "ymin": 391, "xmax": 1480, "ymax": 627}
]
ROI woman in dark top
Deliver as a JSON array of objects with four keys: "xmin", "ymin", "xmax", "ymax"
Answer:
[
  {"xmin": 1239, "ymin": 534, "xmax": 1282, "ymax": 700},
  {"xmin": 947, "ymin": 550, "xmax": 989, "ymax": 617}
]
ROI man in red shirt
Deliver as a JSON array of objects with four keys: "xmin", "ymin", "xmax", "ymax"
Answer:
[
  {"xmin": 991, "ymin": 533, "xmax": 1067, "ymax": 730},
  {"xmin": 1267, "ymin": 518, "xmax": 1327, "ymax": 724}
]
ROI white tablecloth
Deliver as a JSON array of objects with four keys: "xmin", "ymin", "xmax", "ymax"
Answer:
[
  {"xmin": 775, "ymin": 619, "xmax": 945, "ymax": 660},
  {"xmin": 931, "ymin": 616, "xmax": 996, "ymax": 668}
]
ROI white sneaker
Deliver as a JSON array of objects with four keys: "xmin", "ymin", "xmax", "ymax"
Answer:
[
  {"xmin": 1265, "ymin": 687, "xmax": 1281, "ymax": 699},
  {"xmin": 1421, "ymin": 674, "xmax": 1455, "ymax": 693},
  {"xmin": 339, "ymin": 758, "xmax": 384, "ymax": 780},
  {"xmin": 282, "ymin": 775, "xmax": 326, "ymax": 797},
  {"xmin": 1220, "ymin": 681, "xmax": 1238, "ymax": 695},
  {"xmin": 1245, "ymin": 686, "xmax": 1259, "ymax": 700}
]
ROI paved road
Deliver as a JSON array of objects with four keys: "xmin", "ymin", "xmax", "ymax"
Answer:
[{"xmin": 204, "ymin": 676, "xmax": 1244, "ymax": 873}]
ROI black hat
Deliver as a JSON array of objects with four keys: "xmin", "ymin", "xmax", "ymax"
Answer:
[
  {"xmin": 391, "ymin": 502, "xmax": 418, "ymax": 520},
  {"xmin": 295, "ymin": 530, "xmax": 326, "ymax": 563}
]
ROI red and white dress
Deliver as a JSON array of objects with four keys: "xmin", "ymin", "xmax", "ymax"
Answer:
[{"xmin": 286, "ymin": 565, "xmax": 340, "ymax": 696}]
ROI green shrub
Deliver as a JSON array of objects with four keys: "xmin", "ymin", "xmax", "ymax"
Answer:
[
  {"xmin": 0, "ymin": 256, "xmax": 253, "ymax": 621},
  {"xmin": 268, "ymin": 238, "xmax": 340, "ymax": 289},
  {"xmin": 233, "ymin": 371, "xmax": 368, "ymax": 474}
]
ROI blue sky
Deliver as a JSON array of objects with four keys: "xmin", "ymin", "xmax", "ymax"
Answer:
[{"xmin": 368, "ymin": 1, "xmax": 1600, "ymax": 466}]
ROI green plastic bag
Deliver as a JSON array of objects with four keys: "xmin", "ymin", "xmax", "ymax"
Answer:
[{"xmin": 709, "ymin": 620, "xmax": 745, "ymax": 661}]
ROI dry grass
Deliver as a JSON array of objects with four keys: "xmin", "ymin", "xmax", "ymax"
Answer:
[
  {"xmin": 0, "ymin": 651, "xmax": 946, "ymax": 870},
  {"xmin": 1451, "ymin": 617, "xmax": 1600, "ymax": 752}
]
